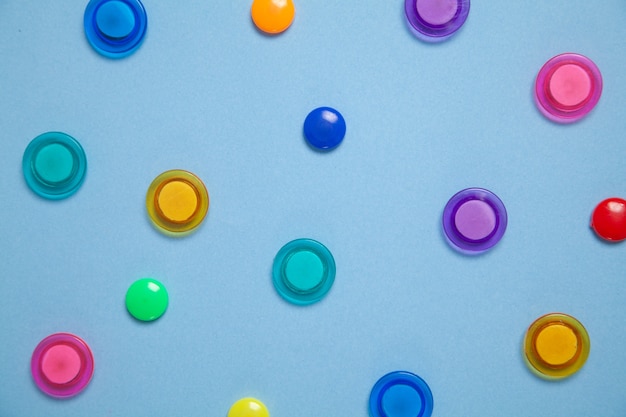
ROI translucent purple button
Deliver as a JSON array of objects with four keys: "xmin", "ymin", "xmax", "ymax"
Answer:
[
  {"xmin": 404, "ymin": 0, "xmax": 470, "ymax": 42},
  {"xmin": 442, "ymin": 188, "xmax": 507, "ymax": 255}
]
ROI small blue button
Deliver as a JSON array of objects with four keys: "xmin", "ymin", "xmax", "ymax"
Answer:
[
  {"xmin": 272, "ymin": 238, "xmax": 336, "ymax": 305},
  {"xmin": 84, "ymin": 0, "xmax": 147, "ymax": 59},
  {"xmin": 369, "ymin": 371, "xmax": 433, "ymax": 417},
  {"xmin": 22, "ymin": 132, "xmax": 87, "ymax": 200},
  {"xmin": 303, "ymin": 107, "xmax": 346, "ymax": 151}
]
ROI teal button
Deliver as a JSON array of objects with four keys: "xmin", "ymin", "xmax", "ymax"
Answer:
[
  {"xmin": 272, "ymin": 238, "xmax": 336, "ymax": 305},
  {"xmin": 23, "ymin": 132, "xmax": 87, "ymax": 200},
  {"xmin": 34, "ymin": 143, "xmax": 74, "ymax": 184}
]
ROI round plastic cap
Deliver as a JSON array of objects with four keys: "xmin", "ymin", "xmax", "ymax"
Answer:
[
  {"xmin": 369, "ymin": 371, "xmax": 434, "ymax": 417},
  {"xmin": 303, "ymin": 107, "xmax": 346, "ymax": 151},
  {"xmin": 84, "ymin": 0, "xmax": 148, "ymax": 58},
  {"xmin": 251, "ymin": 0, "xmax": 295, "ymax": 34},
  {"xmin": 125, "ymin": 278, "xmax": 169, "ymax": 321},
  {"xmin": 228, "ymin": 397, "xmax": 270, "ymax": 417},
  {"xmin": 405, "ymin": 0, "xmax": 470, "ymax": 42},
  {"xmin": 524, "ymin": 313, "xmax": 590, "ymax": 379},
  {"xmin": 146, "ymin": 170, "xmax": 209, "ymax": 237},
  {"xmin": 272, "ymin": 238, "xmax": 336, "ymax": 305},
  {"xmin": 31, "ymin": 333, "xmax": 94, "ymax": 398},
  {"xmin": 23, "ymin": 132, "xmax": 87, "ymax": 200},
  {"xmin": 442, "ymin": 188, "xmax": 507, "ymax": 255},
  {"xmin": 535, "ymin": 53, "xmax": 602, "ymax": 123},
  {"xmin": 590, "ymin": 197, "xmax": 626, "ymax": 242}
]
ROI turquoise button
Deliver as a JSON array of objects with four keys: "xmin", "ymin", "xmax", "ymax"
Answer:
[
  {"xmin": 272, "ymin": 238, "xmax": 336, "ymax": 305},
  {"xmin": 34, "ymin": 143, "xmax": 74, "ymax": 184},
  {"xmin": 23, "ymin": 132, "xmax": 87, "ymax": 200}
]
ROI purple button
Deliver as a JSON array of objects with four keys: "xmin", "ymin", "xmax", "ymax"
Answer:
[
  {"xmin": 404, "ymin": 0, "xmax": 470, "ymax": 42},
  {"xmin": 442, "ymin": 188, "xmax": 507, "ymax": 254}
]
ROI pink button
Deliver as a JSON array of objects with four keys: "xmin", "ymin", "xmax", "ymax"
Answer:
[
  {"xmin": 31, "ymin": 333, "xmax": 94, "ymax": 398},
  {"xmin": 535, "ymin": 53, "xmax": 602, "ymax": 124},
  {"xmin": 41, "ymin": 344, "xmax": 82, "ymax": 384},
  {"xmin": 548, "ymin": 64, "xmax": 591, "ymax": 108}
]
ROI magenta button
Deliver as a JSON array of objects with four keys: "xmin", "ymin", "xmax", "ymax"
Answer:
[
  {"xmin": 31, "ymin": 333, "xmax": 94, "ymax": 398},
  {"xmin": 535, "ymin": 53, "xmax": 602, "ymax": 124},
  {"xmin": 443, "ymin": 188, "xmax": 507, "ymax": 255},
  {"xmin": 405, "ymin": 0, "xmax": 470, "ymax": 42}
]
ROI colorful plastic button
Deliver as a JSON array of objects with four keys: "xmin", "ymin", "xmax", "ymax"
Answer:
[
  {"xmin": 303, "ymin": 107, "xmax": 346, "ymax": 151},
  {"xmin": 125, "ymin": 278, "xmax": 169, "ymax": 321},
  {"xmin": 84, "ymin": 0, "xmax": 147, "ymax": 58},
  {"xmin": 442, "ymin": 188, "xmax": 507, "ymax": 255},
  {"xmin": 535, "ymin": 53, "xmax": 602, "ymax": 123},
  {"xmin": 272, "ymin": 238, "xmax": 335, "ymax": 305},
  {"xmin": 405, "ymin": 0, "xmax": 470, "ymax": 42},
  {"xmin": 22, "ymin": 132, "xmax": 87, "ymax": 200},
  {"xmin": 228, "ymin": 397, "xmax": 270, "ymax": 417},
  {"xmin": 524, "ymin": 313, "xmax": 590, "ymax": 380},
  {"xmin": 251, "ymin": 0, "xmax": 295, "ymax": 34},
  {"xmin": 31, "ymin": 333, "xmax": 94, "ymax": 398},
  {"xmin": 590, "ymin": 197, "xmax": 626, "ymax": 242},
  {"xmin": 369, "ymin": 371, "xmax": 433, "ymax": 417},
  {"xmin": 146, "ymin": 170, "xmax": 209, "ymax": 236}
]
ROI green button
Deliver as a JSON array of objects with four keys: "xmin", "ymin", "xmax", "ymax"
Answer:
[{"xmin": 125, "ymin": 278, "xmax": 168, "ymax": 321}]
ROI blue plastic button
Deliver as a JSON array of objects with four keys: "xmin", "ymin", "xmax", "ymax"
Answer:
[
  {"xmin": 23, "ymin": 132, "xmax": 87, "ymax": 200},
  {"xmin": 84, "ymin": 0, "xmax": 147, "ymax": 58},
  {"xmin": 272, "ymin": 238, "xmax": 336, "ymax": 305},
  {"xmin": 369, "ymin": 371, "xmax": 433, "ymax": 417},
  {"xmin": 303, "ymin": 107, "xmax": 346, "ymax": 151}
]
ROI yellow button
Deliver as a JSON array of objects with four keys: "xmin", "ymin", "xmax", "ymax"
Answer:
[
  {"xmin": 523, "ymin": 313, "xmax": 590, "ymax": 379},
  {"xmin": 535, "ymin": 323, "xmax": 578, "ymax": 366},
  {"xmin": 251, "ymin": 0, "xmax": 295, "ymax": 34},
  {"xmin": 228, "ymin": 397, "xmax": 269, "ymax": 417},
  {"xmin": 157, "ymin": 180, "xmax": 198, "ymax": 223},
  {"xmin": 146, "ymin": 170, "xmax": 209, "ymax": 236}
]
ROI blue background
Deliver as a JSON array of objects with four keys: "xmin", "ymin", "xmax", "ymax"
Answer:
[{"xmin": 1, "ymin": 1, "xmax": 625, "ymax": 416}]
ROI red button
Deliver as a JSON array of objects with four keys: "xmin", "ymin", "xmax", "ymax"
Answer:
[{"xmin": 591, "ymin": 198, "xmax": 626, "ymax": 242}]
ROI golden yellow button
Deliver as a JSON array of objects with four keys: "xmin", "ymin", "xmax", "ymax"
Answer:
[
  {"xmin": 146, "ymin": 170, "xmax": 209, "ymax": 236},
  {"xmin": 523, "ymin": 313, "xmax": 590, "ymax": 379}
]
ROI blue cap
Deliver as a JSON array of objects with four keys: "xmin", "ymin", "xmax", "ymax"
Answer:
[
  {"xmin": 303, "ymin": 107, "xmax": 346, "ymax": 151},
  {"xmin": 272, "ymin": 238, "xmax": 336, "ymax": 305},
  {"xmin": 84, "ymin": 0, "xmax": 147, "ymax": 58},
  {"xmin": 22, "ymin": 132, "xmax": 87, "ymax": 200},
  {"xmin": 369, "ymin": 371, "xmax": 433, "ymax": 417}
]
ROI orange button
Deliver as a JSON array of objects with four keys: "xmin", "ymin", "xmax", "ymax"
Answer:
[{"xmin": 251, "ymin": 0, "xmax": 295, "ymax": 34}]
